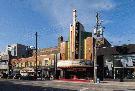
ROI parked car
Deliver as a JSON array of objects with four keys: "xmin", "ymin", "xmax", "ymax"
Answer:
[
  {"xmin": 1, "ymin": 73, "xmax": 8, "ymax": 79},
  {"xmin": 126, "ymin": 74, "xmax": 135, "ymax": 79},
  {"xmin": 0, "ymin": 73, "xmax": 3, "ymax": 78},
  {"xmin": 14, "ymin": 74, "xmax": 22, "ymax": 79},
  {"xmin": 20, "ymin": 75, "xmax": 36, "ymax": 80},
  {"xmin": 7, "ymin": 74, "xmax": 15, "ymax": 79}
]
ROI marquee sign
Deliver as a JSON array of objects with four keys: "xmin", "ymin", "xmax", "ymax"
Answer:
[{"xmin": 57, "ymin": 60, "xmax": 92, "ymax": 68}]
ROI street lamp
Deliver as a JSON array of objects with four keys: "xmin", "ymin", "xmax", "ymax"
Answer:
[{"xmin": 54, "ymin": 53, "xmax": 58, "ymax": 79}]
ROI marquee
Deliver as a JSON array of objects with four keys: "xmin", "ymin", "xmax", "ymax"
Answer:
[{"xmin": 57, "ymin": 60, "xmax": 92, "ymax": 68}]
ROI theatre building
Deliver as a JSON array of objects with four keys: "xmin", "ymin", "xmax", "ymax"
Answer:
[
  {"xmin": 57, "ymin": 10, "xmax": 111, "ymax": 80},
  {"xmin": 56, "ymin": 10, "xmax": 92, "ymax": 79}
]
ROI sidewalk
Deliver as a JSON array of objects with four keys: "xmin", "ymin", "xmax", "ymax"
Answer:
[
  {"xmin": 55, "ymin": 79, "xmax": 135, "ymax": 87},
  {"xmin": 58, "ymin": 78, "xmax": 90, "ymax": 82},
  {"xmin": 100, "ymin": 81, "xmax": 135, "ymax": 87}
]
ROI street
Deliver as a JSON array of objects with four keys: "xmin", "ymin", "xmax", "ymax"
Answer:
[
  {"xmin": 0, "ymin": 79, "xmax": 77, "ymax": 91},
  {"xmin": 0, "ymin": 79, "xmax": 135, "ymax": 91}
]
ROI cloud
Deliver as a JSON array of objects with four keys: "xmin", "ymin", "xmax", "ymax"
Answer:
[
  {"xmin": 91, "ymin": 0, "xmax": 115, "ymax": 10},
  {"xmin": 28, "ymin": 0, "xmax": 115, "ymax": 38}
]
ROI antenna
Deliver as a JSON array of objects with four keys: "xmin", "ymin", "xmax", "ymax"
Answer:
[{"xmin": 95, "ymin": 12, "xmax": 104, "ymax": 38}]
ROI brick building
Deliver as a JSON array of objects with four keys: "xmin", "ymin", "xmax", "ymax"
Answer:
[
  {"xmin": 84, "ymin": 37, "xmax": 94, "ymax": 61},
  {"xmin": 60, "ymin": 41, "xmax": 68, "ymax": 60}
]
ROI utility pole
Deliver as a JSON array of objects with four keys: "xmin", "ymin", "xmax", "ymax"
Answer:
[
  {"xmin": 93, "ymin": 13, "xmax": 99, "ymax": 83},
  {"xmin": 94, "ymin": 40, "xmax": 97, "ymax": 83},
  {"xmin": 35, "ymin": 32, "xmax": 38, "ymax": 79},
  {"xmin": 93, "ymin": 12, "xmax": 104, "ymax": 83},
  {"xmin": 54, "ymin": 54, "xmax": 57, "ymax": 79},
  {"xmin": 8, "ymin": 51, "xmax": 12, "ymax": 75}
]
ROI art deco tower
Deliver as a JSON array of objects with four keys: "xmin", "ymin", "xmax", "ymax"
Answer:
[
  {"xmin": 69, "ymin": 10, "xmax": 85, "ymax": 60},
  {"xmin": 69, "ymin": 9, "xmax": 76, "ymax": 60}
]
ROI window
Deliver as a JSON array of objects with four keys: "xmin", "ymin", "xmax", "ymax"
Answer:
[
  {"xmin": 39, "ymin": 61, "xmax": 41, "ymax": 66},
  {"xmin": 30, "ymin": 62, "xmax": 32, "ymax": 67},
  {"xmin": 45, "ymin": 60, "xmax": 48, "ymax": 66},
  {"xmin": 25, "ymin": 62, "xmax": 28, "ymax": 67},
  {"xmin": 21, "ymin": 63, "xmax": 23, "ymax": 67},
  {"xmin": 16, "ymin": 64, "xmax": 19, "ymax": 67}
]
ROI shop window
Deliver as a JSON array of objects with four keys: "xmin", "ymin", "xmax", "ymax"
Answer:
[
  {"xmin": 45, "ymin": 60, "xmax": 48, "ymax": 66},
  {"xmin": 39, "ymin": 61, "xmax": 42, "ymax": 66},
  {"xmin": 30, "ymin": 62, "xmax": 32, "ymax": 67}
]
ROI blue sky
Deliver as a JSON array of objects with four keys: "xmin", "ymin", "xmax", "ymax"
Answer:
[{"xmin": 0, "ymin": 0, "xmax": 135, "ymax": 51}]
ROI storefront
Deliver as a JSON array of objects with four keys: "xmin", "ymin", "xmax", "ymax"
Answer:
[
  {"xmin": 36, "ymin": 66, "xmax": 54, "ymax": 78},
  {"xmin": 20, "ymin": 67, "xmax": 35, "ymax": 76},
  {"xmin": 113, "ymin": 54, "xmax": 135, "ymax": 79},
  {"xmin": 97, "ymin": 44, "xmax": 135, "ymax": 80}
]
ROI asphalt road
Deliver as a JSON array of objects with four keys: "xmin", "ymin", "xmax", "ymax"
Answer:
[
  {"xmin": 0, "ymin": 79, "xmax": 135, "ymax": 91},
  {"xmin": 0, "ymin": 79, "xmax": 76, "ymax": 91}
]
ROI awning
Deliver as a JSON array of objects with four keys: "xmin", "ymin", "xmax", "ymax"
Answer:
[{"xmin": 20, "ymin": 67, "xmax": 34, "ymax": 73}]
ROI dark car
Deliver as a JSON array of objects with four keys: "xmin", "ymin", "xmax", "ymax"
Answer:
[
  {"xmin": 1, "ymin": 73, "xmax": 8, "ymax": 79},
  {"xmin": 126, "ymin": 74, "xmax": 135, "ymax": 79},
  {"xmin": 14, "ymin": 74, "xmax": 22, "ymax": 79},
  {"xmin": 20, "ymin": 75, "xmax": 36, "ymax": 80},
  {"xmin": 0, "ymin": 73, "xmax": 3, "ymax": 78},
  {"xmin": 8, "ymin": 74, "xmax": 15, "ymax": 79}
]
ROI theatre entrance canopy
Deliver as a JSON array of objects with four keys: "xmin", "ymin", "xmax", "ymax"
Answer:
[{"xmin": 57, "ymin": 60, "xmax": 93, "ymax": 68}]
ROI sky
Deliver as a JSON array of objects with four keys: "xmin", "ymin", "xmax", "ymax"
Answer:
[{"xmin": 0, "ymin": 0, "xmax": 135, "ymax": 51}]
